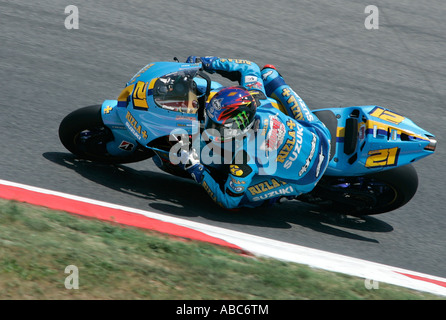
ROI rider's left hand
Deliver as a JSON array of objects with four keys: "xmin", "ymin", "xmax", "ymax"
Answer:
[
  {"xmin": 186, "ymin": 56, "xmax": 218, "ymax": 71},
  {"xmin": 178, "ymin": 147, "xmax": 204, "ymax": 183},
  {"xmin": 186, "ymin": 56, "xmax": 200, "ymax": 64}
]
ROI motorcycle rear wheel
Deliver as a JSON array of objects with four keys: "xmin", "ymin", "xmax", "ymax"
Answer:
[
  {"xmin": 58, "ymin": 105, "xmax": 153, "ymax": 163},
  {"xmin": 303, "ymin": 165, "xmax": 419, "ymax": 215}
]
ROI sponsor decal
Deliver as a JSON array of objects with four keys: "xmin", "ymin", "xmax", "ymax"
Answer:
[
  {"xmin": 245, "ymin": 81, "xmax": 264, "ymax": 91},
  {"xmin": 359, "ymin": 123, "xmax": 366, "ymax": 140},
  {"xmin": 103, "ymin": 105, "xmax": 113, "ymax": 114},
  {"xmin": 252, "ymin": 185, "xmax": 294, "ymax": 201},
  {"xmin": 118, "ymin": 141, "xmax": 134, "ymax": 151},
  {"xmin": 219, "ymin": 59, "xmax": 252, "ymax": 65},
  {"xmin": 202, "ymin": 181, "xmax": 224, "ymax": 208},
  {"xmin": 228, "ymin": 180, "xmax": 245, "ymax": 193},
  {"xmin": 230, "ymin": 177, "xmax": 245, "ymax": 185},
  {"xmin": 299, "ymin": 132, "xmax": 317, "ymax": 176},
  {"xmin": 230, "ymin": 165, "xmax": 244, "ymax": 177},
  {"xmin": 248, "ymin": 178, "xmax": 287, "ymax": 196},
  {"xmin": 277, "ymin": 119, "xmax": 304, "ymax": 164},
  {"xmin": 260, "ymin": 115, "xmax": 286, "ymax": 153},
  {"xmin": 281, "ymin": 88, "xmax": 314, "ymax": 121},
  {"xmin": 125, "ymin": 111, "xmax": 148, "ymax": 140},
  {"xmin": 315, "ymin": 147, "xmax": 325, "ymax": 178},
  {"xmin": 262, "ymin": 70, "xmax": 274, "ymax": 81},
  {"xmin": 175, "ymin": 115, "xmax": 196, "ymax": 121},
  {"xmin": 244, "ymin": 75, "xmax": 258, "ymax": 83}
]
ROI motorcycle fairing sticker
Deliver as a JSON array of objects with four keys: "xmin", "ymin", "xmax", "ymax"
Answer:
[
  {"xmin": 118, "ymin": 141, "xmax": 135, "ymax": 151},
  {"xmin": 336, "ymin": 120, "xmax": 430, "ymax": 143},
  {"xmin": 365, "ymin": 147, "xmax": 400, "ymax": 168},
  {"xmin": 365, "ymin": 119, "xmax": 430, "ymax": 142},
  {"xmin": 368, "ymin": 107, "xmax": 405, "ymax": 125},
  {"xmin": 117, "ymin": 78, "xmax": 157, "ymax": 110},
  {"xmin": 247, "ymin": 178, "xmax": 288, "ymax": 197},
  {"xmin": 125, "ymin": 111, "xmax": 148, "ymax": 140},
  {"xmin": 131, "ymin": 81, "xmax": 150, "ymax": 111}
]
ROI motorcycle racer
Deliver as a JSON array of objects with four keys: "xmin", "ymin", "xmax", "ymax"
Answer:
[{"xmin": 180, "ymin": 56, "xmax": 331, "ymax": 209}]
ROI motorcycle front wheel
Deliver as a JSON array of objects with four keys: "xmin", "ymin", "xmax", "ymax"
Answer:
[{"xmin": 58, "ymin": 105, "xmax": 153, "ymax": 163}]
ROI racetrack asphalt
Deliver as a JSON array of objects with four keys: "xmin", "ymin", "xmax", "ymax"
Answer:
[{"xmin": 1, "ymin": 0, "xmax": 445, "ymax": 279}]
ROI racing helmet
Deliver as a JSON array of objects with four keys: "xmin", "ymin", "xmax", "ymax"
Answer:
[{"xmin": 204, "ymin": 86, "xmax": 258, "ymax": 142}]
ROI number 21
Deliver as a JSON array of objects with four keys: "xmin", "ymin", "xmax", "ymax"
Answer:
[{"xmin": 366, "ymin": 147, "xmax": 400, "ymax": 167}]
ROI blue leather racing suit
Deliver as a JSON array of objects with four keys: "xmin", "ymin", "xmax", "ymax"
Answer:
[{"xmin": 188, "ymin": 57, "xmax": 331, "ymax": 209}]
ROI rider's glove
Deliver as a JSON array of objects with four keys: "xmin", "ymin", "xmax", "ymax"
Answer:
[
  {"xmin": 173, "ymin": 133, "xmax": 204, "ymax": 183},
  {"xmin": 186, "ymin": 56, "xmax": 200, "ymax": 63},
  {"xmin": 186, "ymin": 56, "xmax": 218, "ymax": 72},
  {"xmin": 178, "ymin": 147, "xmax": 204, "ymax": 183}
]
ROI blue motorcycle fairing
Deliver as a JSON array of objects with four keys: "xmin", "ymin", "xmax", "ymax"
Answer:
[
  {"xmin": 126, "ymin": 62, "xmax": 201, "ymax": 86},
  {"xmin": 319, "ymin": 105, "xmax": 436, "ymax": 176},
  {"xmin": 102, "ymin": 62, "xmax": 223, "ymax": 156},
  {"xmin": 100, "ymin": 100, "xmax": 140, "ymax": 157}
]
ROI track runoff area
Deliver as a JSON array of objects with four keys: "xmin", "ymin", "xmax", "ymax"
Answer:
[{"xmin": 1, "ymin": 178, "xmax": 445, "ymax": 297}]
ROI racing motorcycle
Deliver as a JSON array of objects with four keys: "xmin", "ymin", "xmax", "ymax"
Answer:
[{"xmin": 59, "ymin": 60, "xmax": 437, "ymax": 215}]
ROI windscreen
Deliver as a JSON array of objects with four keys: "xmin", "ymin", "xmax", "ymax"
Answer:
[{"xmin": 153, "ymin": 69, "xmax": 199, "ymax": 113}]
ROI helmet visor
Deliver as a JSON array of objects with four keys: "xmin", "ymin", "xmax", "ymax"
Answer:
[{"xmin": 204, "ymin": 113, "xmax": 254, "ymax": 142}]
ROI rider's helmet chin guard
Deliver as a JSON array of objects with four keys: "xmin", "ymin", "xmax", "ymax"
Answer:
[{"xmin": 204, "ymin": 86, "xmax": 258, "ymax": 143}]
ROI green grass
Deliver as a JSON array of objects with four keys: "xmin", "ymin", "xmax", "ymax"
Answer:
[{"xmin": 0, "ymin": 199, "xmax": 443, "ymax": 300}]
